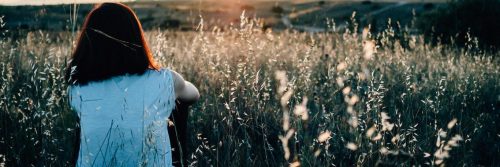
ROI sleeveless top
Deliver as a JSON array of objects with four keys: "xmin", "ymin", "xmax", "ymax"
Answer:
[{"xmin": 69, "ymin": 68, "xmax": 176, "ymax": 167}]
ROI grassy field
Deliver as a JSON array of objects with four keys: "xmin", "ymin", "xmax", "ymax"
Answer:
[{"xmin": 0, "ymin": 15, "xmax": 499, "ymax": 166}]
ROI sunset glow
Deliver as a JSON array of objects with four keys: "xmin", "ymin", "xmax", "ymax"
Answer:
[{"xmin": 0, "ymin": 0, "xmax": 134, "ymax": 6}]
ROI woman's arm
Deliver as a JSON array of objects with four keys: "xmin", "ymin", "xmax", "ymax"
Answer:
[
  {"xmin": 171, "ymin": 70, "xmax": 200, "ymax": 103},
  {"xmin": 169, "ymin": 70, "xmax": 198, "ymax": 166}
]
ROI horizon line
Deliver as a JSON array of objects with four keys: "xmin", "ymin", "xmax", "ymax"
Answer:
[{"xmin": 1, "ymin": 0, "xmax": 443, "ymax": 7}]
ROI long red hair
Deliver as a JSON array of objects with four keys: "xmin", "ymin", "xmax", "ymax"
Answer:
[{"xmin": 66, "ymin": 2, "xmax": 158, "ymax": 85}]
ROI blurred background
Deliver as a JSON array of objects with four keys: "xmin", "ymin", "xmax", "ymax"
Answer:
[
  {"xmin": 1, "ymin": 0, "xmax": 499, "ymax": 50},
  {"xmin": 0, "ymin": 0, "xmax": 449, "ymax": 31}
]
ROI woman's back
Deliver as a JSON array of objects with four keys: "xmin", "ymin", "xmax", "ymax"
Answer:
[{"xmin": 70, "ymin": 68, "xmax": 176, "ymax": 166}]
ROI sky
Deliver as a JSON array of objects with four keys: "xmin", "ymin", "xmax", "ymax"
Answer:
[
  {"xmin": 1, "ymin": 0, "xmax": 135, "ymax": 6},
  {"xmin": 0, "ymin": 0, "xmax": 256, "ymax": 6},
  {"xmin": 0, "ymin": 0, "xmax": 266, "ymax": 6},
  {"xmin": 0, "ymin": 0, "xmax": 234, "ymax": 6},
  {"xmin": 0, "ymin": 0, "xmax": 446, "ymax": 6}
]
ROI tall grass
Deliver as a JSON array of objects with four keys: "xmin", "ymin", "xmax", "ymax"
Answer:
[{"xmin": 0, "ymin": 14, "xmax": 499, "ymax": 166}]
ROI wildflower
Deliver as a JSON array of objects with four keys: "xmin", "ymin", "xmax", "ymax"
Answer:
[
  {"xmin": 293, "ymin": 97, "xmax": 309, "ymax": 121},
  {"xmin": 363, "ymin": 40, "xmax": 376, "ymax": 60},
  {"xmin": 346, "ymin": 142, "xmax": 358, "ymax": 151},
  {"xmin": 447, "ymin": 118, "xmax": 457, "ymax": 129},
  {"xmin": 318, "ymin": 131, "xmax": 331, "ymax": 143},
  {"xmin": 337, "ymin": 62, "xmax": 347, "ymax": 71}
]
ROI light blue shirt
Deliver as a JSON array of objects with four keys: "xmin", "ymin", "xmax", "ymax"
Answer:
[{"xmin": 70, "ymin": 68, "xmax": 176, "ymax": 167}]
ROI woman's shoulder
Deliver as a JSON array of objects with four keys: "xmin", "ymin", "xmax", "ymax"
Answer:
[
  {"xmin": 146, "ymin": 68, "xmax": 184, "ymax": 94},
  {"xmin": 143, "ymin": 68, "xmax": 180, "ymax": 87},
  {"xmin": 145, "ymin": 68, "xmax": 174, "ymax": 77}
]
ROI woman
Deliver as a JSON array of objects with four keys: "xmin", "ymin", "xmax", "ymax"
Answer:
[{"xmin": 66, "ymin": 3, "xmax": 199, "ymax": 166}]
